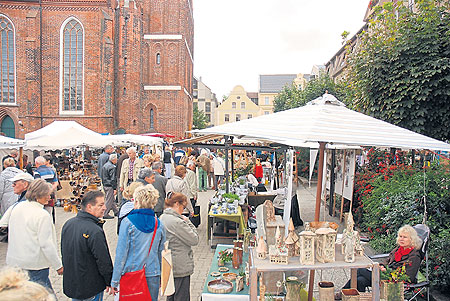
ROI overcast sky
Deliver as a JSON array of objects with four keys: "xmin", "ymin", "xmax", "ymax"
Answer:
[{"xmin": 193, "ymin": 0, "xmax": 369, "ymax": 99}]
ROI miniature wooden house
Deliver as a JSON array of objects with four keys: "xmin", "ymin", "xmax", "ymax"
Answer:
[
  {"xmin": 315, "ymin": 228, "xmax": 336, "ymax": 263},
  {"xmin": 285, "ymin": 219, "xmax": 300, "ymax": 257},
  {"xmin": 256, "ymin": 236, "xmax": 268, "ymax": 260},
  {"xmin": 269, "ymin": 245, "xmax": 289, "ymax": 264},
  {"xmin": 299, "ymin": 230, "xmax": 316, "ymax": 265}
]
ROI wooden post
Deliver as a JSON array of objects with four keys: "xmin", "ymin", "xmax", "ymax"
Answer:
[
  {"xmin": 309, "ymin": 142, "xmax": 326, "ymax": 301},
  {"xmin": 314, "ymin": 142, "xmax": 326, "ymax": 221},
  {"xmin": 339, "ymin": 150, "xmax": 347, "ymax": 222},
  {"xmin": 372, "ymin": 262, "xmax": 380, "ymax": 301}
]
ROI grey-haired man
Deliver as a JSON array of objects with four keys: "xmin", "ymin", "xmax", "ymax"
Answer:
[{"xmin": 101, "ymin": 154, "xmax": 118, "ymax": 219}]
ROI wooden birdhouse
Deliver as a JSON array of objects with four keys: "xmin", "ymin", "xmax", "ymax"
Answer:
[{"xmin": 299, "ymin": 230, "xmax": 316, "ymax": 265}]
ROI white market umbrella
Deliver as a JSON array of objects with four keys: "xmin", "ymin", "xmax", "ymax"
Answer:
[
  {"xmin": 107, "ymin": 134, "xmax": 163, "ymax": 146},
  {"xmin": 192, "ymin": 94, "xmax": 450, "ymax": 151}
]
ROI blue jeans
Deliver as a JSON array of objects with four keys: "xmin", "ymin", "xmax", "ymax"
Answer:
[
  {"xmin": 72, "ymin": 291, "xmax": 103, "ymax": 301},
  {"xmin": 27, "ymin": 268, "xmax": 53, "ymax": 293},
  {"xmin": 147, "ymin": 275, "xmax": 160, "ymax": 301}
]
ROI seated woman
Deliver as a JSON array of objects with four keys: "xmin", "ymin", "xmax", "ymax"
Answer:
[{"xmin": 336, "ymin": 225, "xmax": 422, "ymax": 299}]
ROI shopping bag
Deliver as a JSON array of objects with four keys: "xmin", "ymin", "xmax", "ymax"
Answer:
[
  {"xmin": 190, "ymin": 205, "xmax": 201, "ymax": 228},
  {"xmin": 119, "ymin": 267, "xmax": 151, "ymax": 300},
  {"xmin": 160, "ymin": 241, "xmax": 175, "ymax": 296}
]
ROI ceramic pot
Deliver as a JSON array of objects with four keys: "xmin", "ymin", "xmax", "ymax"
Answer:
[
  {"xmin": 318, "ymin": 281, "xmax": 334, "ymax": 301},
  {"xmin": 285, "ymin": 276, "xmax": 303, "ymax": 301},
  {"xmin": 237, "ymin": 247, "xmax": 243, "ymax": 266},
  {"xmin": 232, "ymin": 247, "xmax": 240, "ymax": 269},
  {"xmin": 218, "ymin": 258, "xmax": 224, "ymax": 267},
  {"xmin": 380, "ymin": 280, "xmax": 404, "ymax": 301}
]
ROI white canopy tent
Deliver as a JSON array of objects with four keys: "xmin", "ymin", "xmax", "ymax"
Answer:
[
  {"xmin": 106, "ymin": 134, "xmax": 163, "ymax": 146},
  {"xmin": 24, "ymin": 121, "xmax": 119, "ymax": 150},
  {"xmin": 0, "ymin": 136, "xmax": 26, "ymax": 149}
]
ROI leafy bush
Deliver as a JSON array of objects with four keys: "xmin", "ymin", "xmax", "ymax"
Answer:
[{"xmin": 353, "ymin": 149, "xmax": 450, "ymax": 292}]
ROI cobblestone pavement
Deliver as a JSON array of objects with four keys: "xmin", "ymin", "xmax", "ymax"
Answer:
[{"xmin": 0, "ymin": 183, "xmax": 360, "ymax": 300}]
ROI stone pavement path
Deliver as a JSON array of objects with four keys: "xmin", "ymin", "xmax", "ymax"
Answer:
[{"xmin": 0, "ymin": 183, "xmax": 359, "ymax": 300}]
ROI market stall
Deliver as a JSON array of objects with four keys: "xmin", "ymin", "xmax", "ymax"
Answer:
[{"xmin": 190, "ymin": 93, "xmax": 450, "ymax": 300}]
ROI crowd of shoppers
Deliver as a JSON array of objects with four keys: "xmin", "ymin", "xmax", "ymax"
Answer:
[{"xmin": 0, "ymin": 143, "xmax": 230, "ymax": 300}]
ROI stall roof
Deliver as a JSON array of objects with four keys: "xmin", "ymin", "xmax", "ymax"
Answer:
[
  {"xmin": 24, "ymin": 121, "xmax": 119, "ymax": 150},
  {"xmin": 106, "ymin": 134, "xmax": 163, "ymax": 146},
  {"xmin": 191, "ymin": 94, "xmax": 450, "ymax": 151},
  {"xmin": 0, "ymin": 136, "xmax": 26, "ymax": 149}
]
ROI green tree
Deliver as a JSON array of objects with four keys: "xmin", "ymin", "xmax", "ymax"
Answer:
[
  {"xmin": 346, "ymin": 0, "xmax": 450, "ymax": 141},
  {"xmin": 193, "ymin": 107, "xmax": 207, "ymax": 129},
  {"xmin": 273, "ymin": 75, "xmax": 350, "ymax": 112}
]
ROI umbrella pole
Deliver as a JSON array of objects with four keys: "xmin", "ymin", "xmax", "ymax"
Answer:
[{"xmin": 309, "ymin": 142, "xmax": 325, "ymax": 301}]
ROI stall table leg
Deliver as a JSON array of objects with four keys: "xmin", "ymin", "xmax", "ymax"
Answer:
[
  {"xmin": 351, "ymin": 268, "xmax": 357, "ymax": 289},
  {"xmin": 372, "ymin": 263, "xmax": 380, "ymax": 301},
  {"xmin": 250, "ymin": 266, "xmax": 257, "ymax": 301}
]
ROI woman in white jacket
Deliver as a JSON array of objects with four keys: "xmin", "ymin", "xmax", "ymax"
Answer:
[{"xmin": 0, "ymin": 179, "xmax": 63, "ymax": 292}]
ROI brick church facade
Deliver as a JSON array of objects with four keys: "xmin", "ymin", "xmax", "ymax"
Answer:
[{"xmin": 0, "ymin": 0, "xmax": 194, "ymax": 139}]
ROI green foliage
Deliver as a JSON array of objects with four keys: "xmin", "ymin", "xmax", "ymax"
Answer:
[
  {"xmin": 381, "ymin": 264, "xmax": 411, "ymax": 283},
  {"xmin": 346, "ymin": 0, "xmax": 450, "ymax": 141},
  {"xmin": 273, "ymin": 75, "xmax": 350, "ymax": 112},
  {"xmin": 352, "ymin": 149, "xmax": 450, "ymax": 292},
  {"xmin": 192, "ymin": 107, "xmax": 207, "ymax": 130}
]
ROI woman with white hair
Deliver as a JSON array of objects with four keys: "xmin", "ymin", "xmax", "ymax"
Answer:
[
  {"xmin": 336, "ymin": 225, "xmax": 422, "ymax": 298},
  {"xmin": 0, "ymin": 158, "xmax": 23, "ymax": 215}
]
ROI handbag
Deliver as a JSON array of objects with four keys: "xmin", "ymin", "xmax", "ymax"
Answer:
[
  {"xmin": 119, "ymin": 218, "xmax": 158, "ymax": 301},
  {"xmin": 190, "ymin": 205, "xmax": 201, "ymax": 228}
]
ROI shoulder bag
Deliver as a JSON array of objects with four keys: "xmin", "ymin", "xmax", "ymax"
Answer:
[{"xmin": 119, "ymin": 218, "xmax": 158, "ymax": 301}]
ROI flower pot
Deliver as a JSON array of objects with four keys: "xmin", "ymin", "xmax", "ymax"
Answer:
[
  {"xmin": 318, "ymin": 281, "xmax": 334, "ymax": 301},
  {"xmin": 341, "ymin": 288, "xmax": 360, "ymax": 301},
  {"xmin": 218, "ymin": 258, "xmax": 224, "ymax": 267},
  {"xmin": 380, "ymin": 280, "xmax": 404, "ymax": 301}
]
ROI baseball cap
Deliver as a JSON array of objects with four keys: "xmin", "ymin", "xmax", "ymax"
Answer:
[{"xmin": 9, "ymin": 173, "xmax": 35, "ymax": 183}]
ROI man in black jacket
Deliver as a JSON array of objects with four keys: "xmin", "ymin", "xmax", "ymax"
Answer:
[
  {"xmin": 61, "ymin": 191, "xmax": 114, "ymax": 300},
  {"xmin": 101, "ymin": 153, "xmax": 118, "ymax": 219}
]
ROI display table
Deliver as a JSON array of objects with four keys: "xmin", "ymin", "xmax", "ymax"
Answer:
[
  {"xmin": 248, "ymin": 244, "xmax": 380, "ymax": 301},
  {"xmin": 202, "ymin": 244, "xmax": 250, "ymax": 301},
  {"xmin": 208, "ymin": 206, "xmax": 246, "ymax": 247},
  {"xmin": 247, "ymin": 193, "xmax": 276, "ymax": 207}
]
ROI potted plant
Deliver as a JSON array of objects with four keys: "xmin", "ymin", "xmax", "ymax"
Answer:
[
  {"xmin": 218, "ymin": 249, "xmax": 233, "ymax": 266},
  {"xmin": 238, "ymin": 178, "xmax": 246, "ymax": 188},
  {"xmin": 380, "ymin": 264, "xmax": 410, "ymax": 300}
]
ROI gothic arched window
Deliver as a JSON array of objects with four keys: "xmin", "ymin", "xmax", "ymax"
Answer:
[
  {"xmin": 150, "ymin": 108, "xmax": 155, "ymax": 129},
  {"xmin": 61, "ymin": 18, "xmax": 84, "ymax": 112},
  {"xmin": 0, "ymin": 15, "xmax": 15, "ymax": 103}
]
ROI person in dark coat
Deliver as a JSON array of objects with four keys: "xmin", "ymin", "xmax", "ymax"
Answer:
[
  {"xmin": 101, "ymin": 154, "xmax": 118, "ymax": 219},
  {"xmin": 97, "ymin": 145, "xmax": 114, "ymax": 179},
  {"xmin": 151, "ymin": 161, "xmax": 168, "ymax": 216},
  {"xmin": 61, "ymin": 191, "xmax": 114, "ymax": 301}
]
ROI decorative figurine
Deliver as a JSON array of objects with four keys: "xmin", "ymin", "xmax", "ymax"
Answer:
[
  {"xmin": 259, "ymin": 275, "xmax": 266, "ymax": 301},
  {"xmin": 264, "ymin": 199, "xmax": 276, "ymax": 223},
  {"xmin": 256, "ymin": 236, "xmax": 268, "ymax": 259},
  {"xmin": 285, "ymin": 218, "xmax": 301, "ymax": 257},
  {"xmin": 299, "ymin": 229, "xmax": 316, "ymax": 265},
  {"xmin": 268, "ymin": 226, "xmax": 289, "ymax": 264},
  {"xmin": 341, "ymin": 211, "xmax": 363, "ymax": 262}
]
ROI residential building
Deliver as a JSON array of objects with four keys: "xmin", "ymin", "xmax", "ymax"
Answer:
[
  {"xmin": 0, "ymin": 0, "xmax": 193, "ymax": 139},
  {"xmin": 215, "ymin": 85, "xmax": 263, "ymax": 126},
  {"xmin": 326, "ymin": 0, "xmax": 415, "ymax": 81},
  {"xmin": 193, "ymin": 77, "xmax": 218, "ymax": 126},
  {"xmin": 258, "ymin": 74, "xmax": 312, "ymax": 114},
  {"xmin": 247, "ymin": 92, "xmax": 258, "ymax": 106}
]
